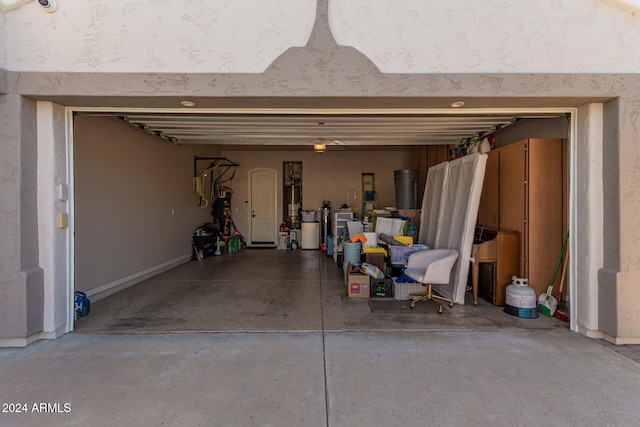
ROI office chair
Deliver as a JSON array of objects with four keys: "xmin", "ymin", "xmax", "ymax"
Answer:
[{"xmin": 404, "ymin": 248, "xmax": 459, "ymax": 313}]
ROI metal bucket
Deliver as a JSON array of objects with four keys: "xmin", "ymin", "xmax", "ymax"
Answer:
[{"xmin": 394, "ymin": 169, "xmax": 419, "ymax": 209}]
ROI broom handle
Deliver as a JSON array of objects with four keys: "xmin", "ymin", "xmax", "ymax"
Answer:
[
  {"xmin": 557, "ymin": 245, "xmax": 569, "ymax": 302},
  {"xmin": 549, "ymin": 232, "xmax": 569, "ymax": 293}
]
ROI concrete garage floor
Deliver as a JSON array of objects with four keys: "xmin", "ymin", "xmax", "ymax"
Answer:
[
  {"xmin": 2, "ymin": 249, "xmax": 640, "ymax": 426},
  {"xmin": 73, "ymin": 249, "xmax": 569, "ymax": 333}
]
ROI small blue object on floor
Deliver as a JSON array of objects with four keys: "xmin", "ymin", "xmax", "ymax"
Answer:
[{"xmin": 75, "ymin": 291, "xmax": 90, "ymax": 317}]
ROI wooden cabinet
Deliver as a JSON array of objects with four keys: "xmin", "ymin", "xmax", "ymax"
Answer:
[
  {"xmin": 472, "ymin": 228, "xmax": 519, "ymax": 305},
  {"xmin": 477, "ymin": 150, "xmax": 500, "ymax": 229},
  {"xmin": 477, "ymin": 138, "xmax": 566, "ymax": 297},
  {"xmin": 413, "ymin": 145, "xmax": 451, "ymax": 201}
]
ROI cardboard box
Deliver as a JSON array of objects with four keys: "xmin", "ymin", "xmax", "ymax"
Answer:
[
  {"xmin": 345, "ymin": 262, "xmax": 370, "ymax": 298},
  {"xmin": 348, "ymin": 277, "xmax": 370, "ymax": 298},
  {"xmin": 396, "ymin": 209, "xmax": 421, "ymax": 231},
  {"xmin": 364, "ymin": 253, "xmax": 386, "ymax": 272}
]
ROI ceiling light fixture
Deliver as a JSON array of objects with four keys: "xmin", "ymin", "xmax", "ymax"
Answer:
[
  {"xmin": 450, "ymin": 101, "xmax": 465, "ymax": 108},
  {"xmin": 313, "ymin": 143, "xmax": 326, "ymax": 154},
  {"xmin": 180, "ymin": 100, "xmax": 195, "ymax": 107}
]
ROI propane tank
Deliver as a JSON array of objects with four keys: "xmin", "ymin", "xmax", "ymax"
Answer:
[{"xmin": 504, "ymin": 276, "xmax": 538, "ymax": 318}]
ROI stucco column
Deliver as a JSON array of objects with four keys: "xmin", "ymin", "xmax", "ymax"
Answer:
[
  {"xmin": 600, "ymin": 94, "xmax": 640, "ymax": 344},
  {"xmin": 37, "ymin": 101, "xmax": 70, "ymax": 338},
  {"xmin": 575, "ymin": 104, "xmax": 604, "ymax": 335},
  {"xmin": 0, "ymin": 94, "xmax": 44, "ymax": 345}
]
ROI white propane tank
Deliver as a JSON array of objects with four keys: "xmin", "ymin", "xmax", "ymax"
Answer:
[{"xmin": 504, "ymin": 277, "xmax": 538, "ymax": 318}]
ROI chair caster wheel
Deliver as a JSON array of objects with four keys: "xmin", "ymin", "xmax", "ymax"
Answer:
[
  {"xmin": 473, "ymin": 302, "xmax": 478, "ymax": 307},
  {"xmin": 410, "ymin": 303, "xmax": 415, "ymax": 309},
  {"xmin": 437, "ymin": 306, "xmax": 443, "ymax": 314},
  {"xmin": 449, "ymin": 302, "xmax": 454, "ymax": 307}
]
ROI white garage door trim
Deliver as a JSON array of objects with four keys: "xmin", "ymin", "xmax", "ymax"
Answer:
[{"xmin": 61, "ymin": 106, "xmax": 584, "ymax": 334}]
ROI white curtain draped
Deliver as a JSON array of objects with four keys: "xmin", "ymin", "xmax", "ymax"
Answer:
[
  {"xmin": 417, "ymin": 161, "xmax": 449, "ymax": 248},
  {"xmin": 419, "ymin": 153, "xmax": 487, "ymax": 304}
]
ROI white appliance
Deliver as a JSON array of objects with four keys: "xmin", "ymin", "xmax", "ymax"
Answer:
[
  {"xmin": 333, "ymin": 210, "xmax": 355, "ymax": 260},
  {"xmin": 301, "ymin": 222, "xmax": 320, "ymax": 249}
]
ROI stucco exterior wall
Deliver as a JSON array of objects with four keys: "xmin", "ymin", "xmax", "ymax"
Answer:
[
  {"xmin": 3, "ymin": 0, "xmax": 316, "ymax": 73},
  {"xmin": 606, "ymin": 95, "xmax": 640, "ymax": 339},
  {"xmin": 2, "ymin": 0, "xmax": 640, "ymax": 73},
  {"xmin": 330, "ymin": 0, "xmax": 640, "ymax": 73},
  {"xmin": 1, "ymin": 0, "xmax": 640, "ymax": 344},
  {"xmin": 0, "ymin": 94, "xmax": 43, "ymax": 345},
  {"xmin": 575, "ymin": 104, "xmax": 604, "ymax": 333},
  {"xmin": 0, "ymin": 9, "xmax": 6, "ymax": 69}
]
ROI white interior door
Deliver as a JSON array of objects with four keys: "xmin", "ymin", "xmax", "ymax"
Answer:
[{"xmin": 250, "ymin": 168, "xmax": 277, "ymax": 244}]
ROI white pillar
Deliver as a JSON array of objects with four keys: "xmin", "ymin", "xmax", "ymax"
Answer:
[{"xmin": 574, "ymin": 103, "xmax": 604, "ymax": 336}]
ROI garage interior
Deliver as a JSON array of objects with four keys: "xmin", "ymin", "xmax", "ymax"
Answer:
[{"xmin": 71, "ymin": 109, "xmax": 571, "ymax": 333}]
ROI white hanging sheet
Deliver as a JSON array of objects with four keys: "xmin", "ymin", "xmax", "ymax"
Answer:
[
  {"xmin": 417, "ymin": 161, "xmax": 449, "ymax": 248},
  {"xmin": 374, "ymin": 217, "xmax": 406, "ymax": 244},
  {"xmin": 432, "ymin": 153, "xmax": 487, "ymax": 304}
]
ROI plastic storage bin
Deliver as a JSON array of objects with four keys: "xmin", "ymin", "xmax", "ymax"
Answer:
[
  {"xmin": 389, "ymin": 244, "xmax": 429, "ymax": 266},
  {"xmin": 393, "ymin": 278, "xmax": 425, "ymax": 300}
]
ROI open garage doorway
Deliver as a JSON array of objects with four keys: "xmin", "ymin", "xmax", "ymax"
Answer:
[{"xmin": 68, "ymin": 107, "xmax": 582, "ymax": 334}]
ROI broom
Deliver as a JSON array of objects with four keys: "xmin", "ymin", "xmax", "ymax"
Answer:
[
  {"xmin": 557, "ymin": 245, "xmax": 569, "ymax": 308},
  {"xmin": 553, "ymin": 245, "xmax": 570, "ymax": 322},
  {"xmin": 538, "ymin": 231, "xmax": 569, "ymax": 317}
]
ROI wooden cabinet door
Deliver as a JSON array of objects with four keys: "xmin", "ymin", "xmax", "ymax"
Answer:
[
  {"xmin": 526, "ymin": 138, "xmax": 564, "ymax": 296},
  {"xmin": 436, "ymin": 145, "xmax": 449, "ymax": 165},
  {"xmin": 478, "ymin": 150, "xmax": 500, "ymax": 229},
  {"xmin": 498, "ymin": 141, "xmax": 527, "ymax": 277},
  {"xmin": 426, "ymin": 145, "xmax": 449, "ymax": 169}
]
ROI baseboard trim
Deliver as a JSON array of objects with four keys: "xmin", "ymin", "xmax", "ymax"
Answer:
[
  {"xmin": 577, "ymin": 326, "xmax": 640, "ymax": 345},
  {"xmin": 39, "ymin": 325, "xmax": 68, "ymax": 340},
  {"xmin": 84, "ymin": 254, "xmax": 191, "ymax": 302},
  {"xmin": 0, "ymin": 325, "xmax": 70, "ymax": 348},
  {"xmin": 602, "ymin": 332, "xmax": 640, "ymax": 345},
  {"xmin": 0, "ymin": 333, "xmax": 44, "ymax": 348},
  {"xmin": 247, "ymin": 243, "xmax": 277, "ymax": 248}
]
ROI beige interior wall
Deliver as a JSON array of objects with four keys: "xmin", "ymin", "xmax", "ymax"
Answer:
[
  {"xmin": 220, "ymin": 149, "xmax": 414, "ymax": 241},
  {"xmin": 73, "ymin": 116, "xmax": 413, "ymax": 292},
  {"xmin": 73, "ymin": 116, "xmax": 219, "ymax": 295}
]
